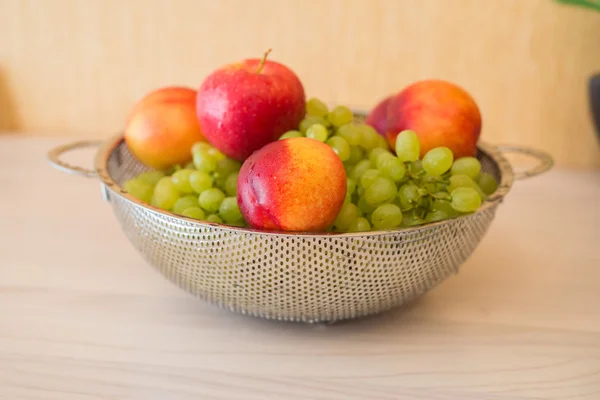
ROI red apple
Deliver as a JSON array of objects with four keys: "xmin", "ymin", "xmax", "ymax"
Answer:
[
  {"xmin": 366, "ymin": 79, "xmax": 482, "ymax": 159},
  {"xmin": 196, "ymin": 50, "xmax": 306, "ymax": 161},
  {"xmin": 237, "ymin": 137, "xmax": 347, "ymax": 232}
]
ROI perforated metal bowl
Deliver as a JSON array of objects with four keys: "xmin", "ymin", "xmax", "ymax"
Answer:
[{"xmin": 48, "ymin": 118, "xmax": 553, "ymax": 323}]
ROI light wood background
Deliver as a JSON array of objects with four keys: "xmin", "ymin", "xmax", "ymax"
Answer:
[{"xmin": 1, "ymin": 0, "xmax": 599, "ymax": 168}]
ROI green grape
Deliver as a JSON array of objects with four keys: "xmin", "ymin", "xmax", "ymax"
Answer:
[
  {"xmin": 172, "ymin": 195, "xmax": 200, "ymax": 214},
  {"xmin": 279, "ymin": 130, "xmax": 303, "ymax": 140},
  {"xmin": 193, "ymin": 142, "xmax": 225, "ymax": 163},
  {"xmin": 306, "ymin": 123, "xmax": 329, "ymax": 142},
  {"xmin": 214, "ymin": 158, "xmax": 241, "ymax": 187},
  {"xmin": 219, "ymin": 197, "xmax": 243, "ymax": 223},
  {"xmin": 299, "ymin": 116, "xmax": 329, "ymax": 133},
  {"xmin": 448, "ymin": 174, "xmax": 474, "ymax": 191},
  {"xmin": 420, "ymin": 174, "xmax": 446, "ymax": 194},
  {"xmin": 350, "ymin": 159, "xmax": 372, "ymax": 181},
  {"xmin": 191, "ymin": 141, "xmax": 212, "ymax": 154},
  {"xmin": 348, "ymin": 217, "xmax": 371, "ymax": 233},
  {"xmin": 224, "ymin": 172, "xmax": 239, "ymax": 196},
  {"xmin": 199, "ymin": 188, "xmax": 226, "ymax": 213},
  {"xmin": 347, "ymin": 146, "xmax": 365, "ymax": 165},
  {"xmin": 425, "ymin": 210, "xmax": 448, "ymax": 223},
  {"xmin": 431, "ymin": 191, "xmax": 451, "ymax": 201},
  {"xmin": 343, "ymin": 162, "xmax": 353, "ymax": 175},
  {"xmin": 216, "ymin": 158, "xmax": 241, "ymax": 177},
  {"xmin": 369, "ymin": 148, "xmax": 391, "ymax": 167},
  {"xmin": 377, "ymin": 154, "xmax": 406, "ymax": 182},
  {"xmin": 206, "ymin": 147, "xmax": 226, "ymax": 163},
  {"xmin": 152, "ymin": 177, "xmax": 180, "ymax": 210},
  {"xmin": 123, "ymin": 178, "xmax": 153, "ymax": 203},
  {"xmin": 451, "ymin": 156, "xmax": 481, "ymax": 179},
  {"xmin": 327, "ymin": 136, "xmax": 351, "ymax": 161},
  {"xmin": 328, "ymin": 105, "xmax": 354, "ymax": 127},
  {"xmin": 364, "ymin": 177, "xmax": 396, "ymax": 206},
  {"xmin": 477, "ymin": 172, "xmax": 498, "ymax": 195},
  {"xmin": 227, "ymin": 220, "xmax": 247, "ymax": 227},
  {"xmin": 422, "ymin": 147, "xmax": 454, "ymax": 176},
  {"xmin": 397, "ymin": 183, "xmax": 421, "ymax": 210},
  {"xmin": 337, "ymin": 124, "xmax": 362, "ymax": 146},
  {"xmin": 395, "ymin": 130, "xmax": 420, "ymax": 162},
  {"xmin": 448, "ymin": 174, "xmax": 486, "ymax": 200},
  {"xmin": 371, "ymin": 204, "xmax": 403, "ymax": 230},
  {"xmin": 206, "ymin": 214, "xmax": 223, "ymax": 224},
  {"xmin": 193, "ymin": 151, "xmax": 217, "ymax": 173},
  {"xmin": 137, "ymin": 170, "xmax": 166, "ymax": 186},
  {"xmin": 306, "ymin": 98, "xmax": 329, "ymax": 117},
  {"xmin": 181, "ymin": 207, "xmax": 206, "ymax": 220},
  {"xmin": 357, "ymin": 185, "xmax": 365, "ymax": 198},
  {"xmin": 374, "ymin": 134, "xmax": 389, "ymax": 150},
  {"xmin": 451, "ymin": 187, "xmax": 482, "ymax": 213},
  {"xmin": 357, "ymin": 196, "xmax": 377, "ymax": 214},
  {"xmin": 358, "ymin": 124, "xmax": 381, "ymax": 150},
  {"xmin": 401, "ymin": 211, "xmax": 425, "ymax": 227},
  {"xmin": 334, "ymin": 203, "xmax": 360, "ymax": 231},
  {"xmin": 168, "ymin": 164, "xmax": 183, "ymax": 175},
  {"xmin": 346, "ymin": 178, "xmax": 357, "ymax": 196},
  {"xmin": 409, "ymin": 159, "xmax": 424, "ymax": 176},
  {"xmin": 355, "ymin": 205, "xmax": 364, "ymax": 217},
  {"xmin": 189, "ymin": 171, "xmax": 213, "ymax": 194},
  {"xmin": 185, "ymin": 161, "xmax": 196, "ymax": 169},
  {"xmin": 171, "ymin": 169, "xmax": 195, "ymax": 194},
  {"xmin": 359, "ymin": 169, "xmax": 381, "ymax": 189},
  {"xmin": 432, "ymin": 198, "xmax": 457, "ymax": 217}
]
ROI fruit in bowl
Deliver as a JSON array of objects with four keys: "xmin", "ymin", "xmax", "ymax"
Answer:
[
  {"xmin": 122, "ymin": 96, "xmax": 497, "ymax": 233},
  {"xmin": 120, "ymin": 52, "xmax": 498, "ymax": 234},
  {"xmin": 237, "ymin": 137, "xmax": 347, "ymax": 232},
  {"xmin": 196, "ymin": 49, "xmax": 306, "ymax": 161},
  {"xmin": 124, "ymin": 86, "xmax": 206, "ymax": 170},
  {"xmin": 366, "ymin": 79, "xmax": 482, "ymax": 159}
]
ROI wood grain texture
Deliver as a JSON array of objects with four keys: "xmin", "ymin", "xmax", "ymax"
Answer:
[
  {"xmin": 0, "ymin": 135, "xmax": 599, "ymax": 399},
  {"xmin": 0, "ymin": 0, "xmax": 599, "ymax": 169}
]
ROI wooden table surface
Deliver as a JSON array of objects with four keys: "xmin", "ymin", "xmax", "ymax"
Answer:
[{"xmin": 1, "ymin": 135, "xmax": 599, "ymax": 400}]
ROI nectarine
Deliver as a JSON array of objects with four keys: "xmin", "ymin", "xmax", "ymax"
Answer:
[
  {"xmin": 124, "ymin": 86, "xmax": 206, "ymax": 170},
  {"xmin": 237, "ymin": 137, "xmax": 346, "ymax": 232},
  {"xmin": 366, "ymin": 80, "xmax": 482, "ymax": 159}
]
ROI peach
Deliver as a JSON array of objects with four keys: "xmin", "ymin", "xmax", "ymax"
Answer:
[
  {"xmin": 237, "ymin": 137, "xmax": 347, "ymax": 232},
  {"xmin": 366, "ymin": 79, "xmax": 482, "ymax": 159},
  {"xmin": 124, "ymin": 86, "xmax": 206, "ymax": 170}
]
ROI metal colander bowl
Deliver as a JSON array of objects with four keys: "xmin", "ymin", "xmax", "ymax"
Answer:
[{"xmin": 48, "ymin": 123, "xmax": 553, "ymax": 323}]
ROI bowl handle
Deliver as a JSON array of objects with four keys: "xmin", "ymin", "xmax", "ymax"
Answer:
[
  {"xmin": 47, "ymin": 140, "xmax": 102, "ymax": 178},
  {"xmin": 496, "ymin": 145, "xmax": 554, "ymax": 180}
]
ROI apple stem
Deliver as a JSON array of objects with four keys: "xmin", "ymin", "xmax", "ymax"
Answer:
[{"xmin": 256, "ymin": 48, "xmax": 272, "ymax": 74}]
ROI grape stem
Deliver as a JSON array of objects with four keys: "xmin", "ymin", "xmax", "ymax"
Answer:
[
  {"xmin": 256, "ymin": 48, "xmax": 272, "ymax": 74},
  {"xmin": 430, "ymin": 192, "xmax": 451, "ymax": 200}
]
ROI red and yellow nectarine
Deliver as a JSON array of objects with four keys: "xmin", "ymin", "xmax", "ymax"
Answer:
[
  {"xmin": 237, "ymin": 137, "xmax": 346, "ymax": 232},
  {"xmin": 366, "ymin": 79, "xmax": 482, "ymax": 159},
  {"xmin": 124, "ymin": 86, "xmax": 206, "ymax": 170}
]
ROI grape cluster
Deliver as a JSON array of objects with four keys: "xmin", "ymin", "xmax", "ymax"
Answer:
[
  {"xmin": 122, "ymin": 142, "xmax": 247, "ymax": 226},
  {"xmin": 279, "ymin": 98, "xmax": 499, "ymax": 232},
  {"xmin": 122, "ymin": 97, "xmax": 499, "ymax": 233}
]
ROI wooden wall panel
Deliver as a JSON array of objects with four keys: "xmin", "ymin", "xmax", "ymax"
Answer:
[{"xmin": 1, "ymin": 0, "xmax": 599, "ymax": 168}]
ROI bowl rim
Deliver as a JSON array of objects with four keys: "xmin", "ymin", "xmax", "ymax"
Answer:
[{"xmin": 93, "ymin": 134, "xmax": 514, "ymax": 239}]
